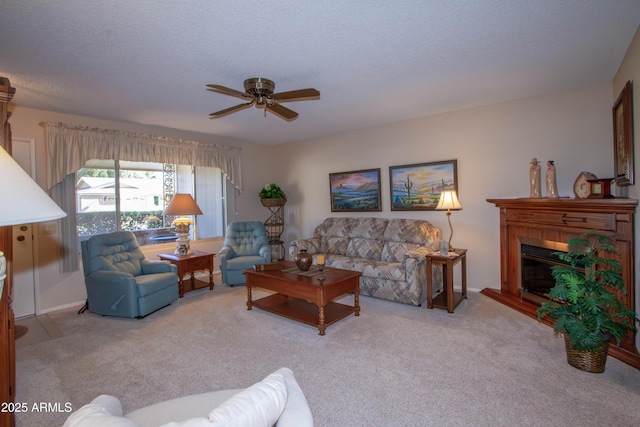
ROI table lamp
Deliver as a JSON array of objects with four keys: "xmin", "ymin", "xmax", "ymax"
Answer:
[
  {"xmin": 164, "ymin": 193, "xmax": 203, "ymax": 256},
  {"xmin": 435, "ymin": 190, "xmax": 462, "ymax": 252},
  {"xmin": 0, "ymin": 146, "xmax": 67, "ymax": 297}
]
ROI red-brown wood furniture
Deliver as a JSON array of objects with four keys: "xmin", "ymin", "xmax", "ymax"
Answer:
[
  {"xmin": 485, "ymin": 197, "xmax": 638, "ymax": 369},
  {"xmin": 158, "ymin": 250, "xmax": 215, "ymax": 298},
  {"xmin": 245, "ymin": 261, "xmax": 360, "ymax": 335}
]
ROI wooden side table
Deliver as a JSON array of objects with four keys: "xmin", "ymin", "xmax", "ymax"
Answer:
[
  {"xmin": 158, "ymin": 250, "xmax": 215, "ymax": 298},
  {"xmin": 426, "ymin": 248, "xmax": 467, "ymax": 313}
]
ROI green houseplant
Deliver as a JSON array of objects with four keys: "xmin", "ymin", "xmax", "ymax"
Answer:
[
  {"xmin": 537, "ymin": 230, "xmax": 638, "ymax": 372},
  {"xmin": 259, "ymin": 183, "xmax": 286, "ymax": 200},
  {"xmin": 259, "ymin": 183, "xmax": 286, "ymax": 208}
]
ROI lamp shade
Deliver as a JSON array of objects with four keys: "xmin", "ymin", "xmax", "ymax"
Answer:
[
  {"xmin": 435, "ymin": 190, "xmax": 462, "ymax": 211},
  {"xmin": 0, "ymin": 146, "xmax": 67, "ymax": 226},
  {"xmin": 164, "ymin": 193, "xmax": 203, "ymax": 216}
]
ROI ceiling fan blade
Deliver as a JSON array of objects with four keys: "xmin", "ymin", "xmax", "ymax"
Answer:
[
  {"xmin": 206, "ymin": 84, "xmax": 252, "ymax": 100},
  {"xmin": 270, "ymin": 88, "xmax": 320, "ymax": 102},
  {"xmin": 266, "ymin": 103, "xmax": 299, "ymax": 121},
  {"xmin": 209, "ymin": 101, "xmax": 254, "ymax": 118}
]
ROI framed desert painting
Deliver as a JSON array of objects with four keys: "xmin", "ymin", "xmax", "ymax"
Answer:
[
  {"xmin": 329, "ymin": 168, "xmax": 382, "ymax": 212},
  {"xmin": 389, "ymin": 159, "xmax": 458, "ymax": 211},
  {"xmin": 613, "ymin": 80, "xmax": 634, "ymax": 186}
]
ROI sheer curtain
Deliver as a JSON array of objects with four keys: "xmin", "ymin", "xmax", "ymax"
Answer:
[
  {"xmin": 50, "ymin": 174, "xmax": 78, "ymax": 271},
  {"xmin": 42, "ymin": 122, "xmax": 243, "ymax": 272},
  {"xmin": 42, "ymin": 122, "xmax": 242, "ymax": 191}
]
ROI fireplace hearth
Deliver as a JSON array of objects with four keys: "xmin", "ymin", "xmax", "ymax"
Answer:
[{"xmin": 484, "ymin": 197, "xmax": 639, "ymax": 369}]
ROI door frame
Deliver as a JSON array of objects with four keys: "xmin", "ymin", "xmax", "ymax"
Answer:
[{"xmin": 12, "ymin": 137, "xmax": 40, "ymax": 317}]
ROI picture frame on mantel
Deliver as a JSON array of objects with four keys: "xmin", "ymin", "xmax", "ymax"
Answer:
[{"xmin": 613, "ymin": 80, "xmax": 634, "ymax": 186}]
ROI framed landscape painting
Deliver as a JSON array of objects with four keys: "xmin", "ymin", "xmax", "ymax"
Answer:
[
  {"xmin": 329, "ymin": 168, "xmax": 382, "ymax": 212},
  {"xmin": 613, "ymin": 81, "xmax": 634, "ymax": 186},
  {"xmin": 389, "ymin": 159, "xmax": 458, "ymax": 211}
]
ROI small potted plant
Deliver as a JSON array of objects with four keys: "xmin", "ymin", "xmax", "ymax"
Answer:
[
  {"xmin": 259, "ymin": 183, "xmax": 287, "ymax": 207},
  {"xmin": 537, "ymin": 230, "xmax": 638, "ymax": 373}
]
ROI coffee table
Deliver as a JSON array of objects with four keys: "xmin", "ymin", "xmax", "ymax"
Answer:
[{"xmin": 245, "ymin": 261, "xmax": 361, "ymax": 335}]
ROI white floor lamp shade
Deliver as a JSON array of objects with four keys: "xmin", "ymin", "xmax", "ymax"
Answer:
[{"xmin": 0, "ymin": 145, "xmax": 67, "ymax": 296}]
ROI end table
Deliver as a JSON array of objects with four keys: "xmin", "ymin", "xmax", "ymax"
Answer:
[
  {"xmin": 426, "ymin": 248, "xmax": 467, "ymax": 313},
  {"xmin": 158, "ymin": 250, "xmax": 215, "ymax": 297}
]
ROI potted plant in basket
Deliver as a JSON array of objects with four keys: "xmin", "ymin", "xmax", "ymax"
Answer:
[
  {"xmin": 536, "ymin": 230, "xmax": 639, "ymax": 373},
  {"xmin": 259, "ymin": 183, "xmax": 287, "ymax": 207}
]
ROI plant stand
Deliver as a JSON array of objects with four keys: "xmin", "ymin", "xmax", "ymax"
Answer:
[{"xmin": 260, "ymin": 198, "xmax": 286, "ymax": 261}]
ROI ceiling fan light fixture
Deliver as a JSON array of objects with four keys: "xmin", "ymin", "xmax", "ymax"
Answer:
[
  {"xmin": 207, "ymin": 77, "xmax": 319, "ymax": 121},
  {"xmin": 244, "ymin": 77, "xmax": 275, "ymax": 97}
]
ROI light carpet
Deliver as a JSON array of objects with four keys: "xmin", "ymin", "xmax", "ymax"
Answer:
[{"xmin": 15, "ymin": 283, "xmax": 640, "ymax": 427}]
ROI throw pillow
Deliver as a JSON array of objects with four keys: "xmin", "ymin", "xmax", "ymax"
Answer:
[
  {"xmin": 63, "ymin": 395, "xmax": 139, "ymax": 427},
  {"xmin": 272, "ymin": 367, "xmax": 313, "ymax": 427},
  {"xmin": 159, "ymin": 417, "xmax": 216, "ymax": 427},
  {"xmin": 207, "ymin": 370, "xmax": 288, "ymax": 427}
]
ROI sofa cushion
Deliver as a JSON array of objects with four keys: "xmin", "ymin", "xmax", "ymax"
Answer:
[
  {"xmin": 384, "ymin": 218, "xmax": 440, "ymax": 245},
  {"xmin": 207, "ymin": 369, "xmax": 288, "ymax": 427},
  {"xmin": 85, "ymin": 231, "xmax": 145, "ymax": 276},
  {"xmin": 274, "ymin": 367, "xmax": 313, "ymax": 427},
  {"xmin": 346, "ymin": 238, "xmax": 384, "ymax": 260},
  {"xmin": 224, "ymin": 222, "xmax": 270, "ymax": 257},
  {"xmin": 63, "ymin": 395, "xmax": 138, "ymax": 427},
  {"xmin": 225, "ymin": 255, "xmax": 269, "ymax": 271},
  {"xmin": 351, "ymin": 259, "xmax": 406, "ymax": 281},
  {"xmin": 290, "ymin": 217, "xmax": 443, "ymax": 306},
  {"xmin": 325, "ymin": 255, "xmax": 354, "ymax": 270},
  {"xmin": 294, "ymin": 237, "xmax": 321, "ymax": 253},
  {"xmin": 320, "ymin": 237, "xmax": 350, "ymax": 255},
  {"xmin": 159, "ymin": 417, "xmax": 216, "ymax": 426},
  {"xmin": 135, "ymin": 272, "xmax": 181, "ymax": 296},
  {"xmin": 360, "ymin": 276, "xmax": 423, "ymax": 305},
  {"xmin": 349, "ymin": 218, "xmax": 388, "ymax": 240},
  {"xmin": 66, "ymin": 369, "xmax": 312, "ymax": 427},
  {"xmin": 381, "ymin": 241, "xmax": 424, "ymax": 263},
  {"xmin": 315, "ymin": 217, "xmax": 354, "ymax": 238},
  {"xmin": 126, "ymin": 390, "xmax": 241, "ymax": 426}
]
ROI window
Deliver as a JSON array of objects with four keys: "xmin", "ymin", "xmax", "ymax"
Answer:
[{"xmin": 76, "ymin": 160, "xmax": 229, "ymax": 244}]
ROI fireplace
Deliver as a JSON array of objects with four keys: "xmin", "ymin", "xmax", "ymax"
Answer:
[
  {"xmin": 484, "ymin": 197, "xmax": 639, "ymax": 369},
  {"xmin": 519, "ymin": 237, "xmax": 577, "ymax": 305}
]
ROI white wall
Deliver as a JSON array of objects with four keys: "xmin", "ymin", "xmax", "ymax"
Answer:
[
  {"xmin": 6, "ymin": 65, "xmax": 635, "ymax": 313},
  {"xmin": 272, "ymin": 84, "xmax": 615, "ymax": 292},
  {"xmin": 614, "ymin": 25, "xmax": 640, "ymax": 349},
  {"xmin": 8, "ymin": 106, "xmax": 274, "ymax": 314}
]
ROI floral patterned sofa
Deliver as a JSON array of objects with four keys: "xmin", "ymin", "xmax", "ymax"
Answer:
[{"xmin": 289, "ymin": 217, "xmax": 443, "ymax": 306}]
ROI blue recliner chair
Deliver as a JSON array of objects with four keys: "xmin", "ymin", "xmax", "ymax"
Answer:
[
  {"xmin": 81, "ymin": 231, "xmax": 179, "ymax": 318},
  {"xmin": 219, "ymin": 221, "xmax": 271, "ymax": 286}
]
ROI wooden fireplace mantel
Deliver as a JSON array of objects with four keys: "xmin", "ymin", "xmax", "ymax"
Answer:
[{"xmin": 484, "ymin": 197, "xmax": 639, "ymax": 369}]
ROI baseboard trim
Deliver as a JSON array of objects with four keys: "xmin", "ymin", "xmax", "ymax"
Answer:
[{"xmin": 37, "ymin": 300, "xmax": 87, "ymax": 316}]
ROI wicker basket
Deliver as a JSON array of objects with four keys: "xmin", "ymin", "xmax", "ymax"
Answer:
[
  {"xmin": 563, "ymin": 334, "xmax": 609, "ymax": 373},
  {"xmin": 260, "ymin": 198, "xmax": 287, "ymax": 208}
]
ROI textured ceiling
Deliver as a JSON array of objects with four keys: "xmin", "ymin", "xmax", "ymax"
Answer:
[{"xmin": 1, "ymin": 1, "xmax": 639, "ymax": 145}]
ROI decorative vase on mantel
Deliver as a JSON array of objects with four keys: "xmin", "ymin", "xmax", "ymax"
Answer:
[
  {"xmin": 529, "ymin": 157, "xmax": 541, "ymax": 198},
  {"xmin": 294, "ymin": 249, "xmax": 313, "ymax": 271}
]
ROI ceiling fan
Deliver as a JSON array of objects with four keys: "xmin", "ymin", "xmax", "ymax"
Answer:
[{"xmin": 206, "ymin": 77, "xmax": 320, "ymax": 121}]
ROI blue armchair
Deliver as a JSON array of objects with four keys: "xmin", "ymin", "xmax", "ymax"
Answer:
[
  {"xmin": 219, "ymin": 221, "xmax": 271, "ymax": 286},
  {"xmin": 81, "ymin": 231, "xmax": 179, "ymax": 318}
]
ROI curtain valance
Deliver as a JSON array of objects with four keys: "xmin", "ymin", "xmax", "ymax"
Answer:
[{"xmin": 41, "ymin": 121, "xmax": 243, "ymax": 192}]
